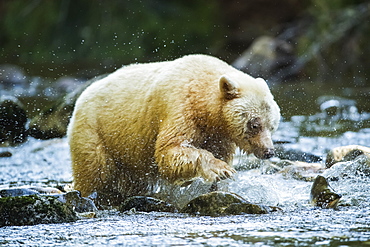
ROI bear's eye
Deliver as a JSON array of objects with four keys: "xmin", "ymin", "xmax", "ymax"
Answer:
[{"xmin": 247, "ymin": 117, "xmax": 262, "ymax": 135}]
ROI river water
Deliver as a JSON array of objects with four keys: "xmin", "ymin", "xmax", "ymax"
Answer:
[{"xmin": 1, "ymin": 83, "xmax": 370, "ymax": 246}]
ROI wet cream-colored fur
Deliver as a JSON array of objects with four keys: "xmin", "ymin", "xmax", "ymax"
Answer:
[{"xmin": 67, "ymin": 54, "xmax": 280, "ymax": 205}]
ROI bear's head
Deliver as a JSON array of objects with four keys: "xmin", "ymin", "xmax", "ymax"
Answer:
[{"xmin": 219, "ymin": 74, "xmax": 280, "ymax": 159}]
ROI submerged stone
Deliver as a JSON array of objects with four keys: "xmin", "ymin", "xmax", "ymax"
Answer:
[
  {"xmin": 0, "ymin": 194, "xmax": 77, "ymax": 227},
  {"xmin": 119, "ymin": 196, "xmax": 177, "ymax": 213},
  {"xmin": 310, "ymin": 175, "xmax": 342, "ymax": 209},
  {"xmin": 181, "ymin": 191, "xmax": 278, "ymax": 216}
]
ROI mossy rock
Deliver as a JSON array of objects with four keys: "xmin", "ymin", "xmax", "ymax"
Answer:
[
  {"xmin": 181, "ymin": 191, "xmax": 279, "ymax": 216},
  {"xmin": 223, "ymin": 203, "xmax": 273, "ymax": 215},
  {"xmin": 0, "ymin": 195, "xmax": 77, "ymax": 227}
]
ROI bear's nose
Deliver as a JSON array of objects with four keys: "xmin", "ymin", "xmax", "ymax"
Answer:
[{"xmin": 262, "ymin": 148, "xmax": 275, "ymax": 159}]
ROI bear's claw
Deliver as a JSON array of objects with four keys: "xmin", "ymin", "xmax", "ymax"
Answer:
[{"xmin": 205, "ymin": 160, "xmax": 236, "ymax": 182}]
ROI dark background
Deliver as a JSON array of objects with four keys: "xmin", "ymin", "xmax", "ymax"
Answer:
[{"xmin": 0, "ymin": 0, "xmax": 369, "ymax": 84}]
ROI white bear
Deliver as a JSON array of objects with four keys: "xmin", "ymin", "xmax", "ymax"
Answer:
[{"xmin": 67, "ymin": 54, "xmax": 280, "ymax": 206}]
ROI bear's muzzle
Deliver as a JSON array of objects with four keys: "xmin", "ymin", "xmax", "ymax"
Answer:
[{"xmin": 261, "ymin": 148, "xmax": 275, "ymax": 159}]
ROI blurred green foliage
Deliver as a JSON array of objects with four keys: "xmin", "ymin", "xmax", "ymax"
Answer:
[
  {"xmin": 297, "ymin": 0, "xmax": 369, "ymax": 83},
  {"xmin": 0, "ymin": 0, "xmax": 224, "ymax": 74},
  {"xmin": 0, "ymin": 0, "xmax": 369, "ymax": 83}
]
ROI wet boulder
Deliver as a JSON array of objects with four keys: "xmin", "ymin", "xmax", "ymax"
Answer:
[
  {"xmin": 0, "ymin": 187, "xmax": 97, "ymax": 214},
  {"xmin": 0, "ymin": 64, "xmax": 28, "ymax": 91},
  {"xmin": 274, "ymin": 145, "xmax": 322, "ymax": 163},
  {"xmin": 232, "ymin": 36, "xmax": 300, "ymax": 83},
  {"xmin": 0, "ymin": 151, "xmax": 12, "ymax": 157},
  {"xmin": 181, "ymin": 191, "xmax": 278, "ymax": 216},
  {"xmin": 299, "ymin": 96, "xmax": 370, "ymax": 137},
  {"xmin": 0, "ymin": 194, "xmax": 77, "ymax": 227},
  {"xmin": 0, "ymin": 188, "xmax": 40, "ymax": 197},
  {"xmin": 0, "ymin": 95, "xmax": 28, "ymax": 146},
  {"xmin": 28, "ymin": 75, "xmax": 105, "ymax": 139},
  {"xmin": 119, "ymin": 196, "xmax": 177, "ymax": 213},
  {"xmin": 61, "ymin": 191, "xmax": 97, "ymax": 213},
  {"xmin": 323, "ymin": 154, "xmax": 370, "ymax": 179},
  {"xmin": 325, "ymin": 145, "xmax": 370, "ymax": 168}
]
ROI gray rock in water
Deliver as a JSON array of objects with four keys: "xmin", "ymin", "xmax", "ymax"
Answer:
[
  {"xmin": 232, "ymin": 36, "xmax": 300, "ymax": 83},
  {"xmin": 0, "ymin": 64, "xmax": 27, "ymax": 88},
  {"xmin": 28, "ymin": 74, "xmax": 106, "ymax": 139},
  {"xmin": 0, "ymin": 151, "xmax": 12, "ymax": 157},
  {"xmin": 275, "ymin": 145, "xmax": 322, "ymax": 163},
  {"xmin": 326, "ymin": 145, "xmax": 370, "ymax": 168},
  {"xmin": 0, "ymin": 194, "xmax": 77, "ymax": 227},
  {"xmin": 0, "ymin": 95, "xmax": 28, "ymax": 146},
  {"xmin": 0, "ymin": 188, "xmax": 39, "ymax": 197},
  {"xmin": 119, "ymin": 196, "xmax": 177, "ymax": 213},
  {"xmin": 223, "ymin": 202, "xmax": 274, "ymax": 215},
  {"xmin": 61, "ymin": 191, "xmax": 97, "ymax": 213},
  {"xmin": 181, "ymin": 191, "xmax": 279, "ymax": 216}
]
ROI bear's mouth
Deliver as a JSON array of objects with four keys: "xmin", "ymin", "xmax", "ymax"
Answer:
[{"xmin": 253, "ymin": 148, "xmax": 275, "ymax": 159}]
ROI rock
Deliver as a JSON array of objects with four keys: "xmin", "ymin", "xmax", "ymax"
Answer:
[
  {"xmin": 0, "ymin": 188, "xmax": 39, "ymax": 197},
  {"xmin": 232, "ymin": 36, "xmax": 300, "ymax": 83},
  {"xmin": 0, "ymin": 151, "xmax": 12, "ymax": 157},
  {"xmin": 298, "ymin": 97, "xmax": 370, "ymax": 137},
  {"xmin": 310, "ymin": 175, "xmax": 342, "ymax": 209},
  {"xmin": 119, "ymin": 196, "xmax": 177, "ymax": 213},
  {"xmin": 61, "ymin": 191, "xmax": 97, "ymax": 213},
  {"xmin": 0, "ymin": 194, "xmax": 77, "ymax": 227},
  {"xmin": 317, "ymin": 96, "xmax": 357, "ymax": 120},
  {"xmin": 275, "ymin": 145, "xmax": 323, "ymax": 163},
  {"xmin": 223, "ymin": 203, "xmax": 279, "ymax": 215},
  {"xmin": 277, "ymin": 160, "xmax": 324, "ymax": 181},
  {"xmin": 29, "ymin": 187, "xmax": 63, "ymax": 194},
  {"xmin": 0, "ymin": 95, "xmax": 28, "ymax": 146},
  {"xmin": 55, "ymin": 76, "xmax": 85, "ymax": 94},
  {"xmin": 180, "ymin": 191, "xmax": 278, "ymax": 216},
  {"xmin": 326, "ymin": 145, "xmax": 370, "ymax": 168},
  {"xmin": 323, "ymin": 154, "xmax": 370, "ymax": 179},
  {"xmin": 0, "ymin": 187, "xmax": 96, "ymax": 214},
  {"xmin": 28, "ymin": 75, "xmax": 105, "ymax": 139},
  {"xmin": 0, "ymin": 64, "xmax": 27, "ymax": 89},
  {"xmin": 0, "ymin": 187, "xmax": 63, "ymax": 198}
]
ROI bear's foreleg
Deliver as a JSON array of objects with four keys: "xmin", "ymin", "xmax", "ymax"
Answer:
[{"xmin": 155, "ymin": 145, "xmax": 236, "ymax": 185}]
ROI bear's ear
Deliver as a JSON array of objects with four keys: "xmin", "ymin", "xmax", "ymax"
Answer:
[{"xmin": 219, "ymin": 75, "xmax": 240, "ymax": 100}]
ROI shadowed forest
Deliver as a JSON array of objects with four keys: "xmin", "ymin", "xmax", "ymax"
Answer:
[{"xmin": 1, "ymin": 0, "xmax": 369, "ymax": 84}]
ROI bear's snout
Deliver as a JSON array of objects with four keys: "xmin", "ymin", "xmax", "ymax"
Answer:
[
  {"xmin": 253, "ymin": 147, "xmax": 275, "ymax": 160},
  {"xmin": 262, "ymin": 148, "xmax": 275, "ymax": 159}
]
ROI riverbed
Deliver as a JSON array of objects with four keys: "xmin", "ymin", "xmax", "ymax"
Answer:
[
  {"xmin": 1, "ymin": 116, "xmax": 370, "ymax": 246},
  {"xmin": 1, "ymin": 80, "xmax": 370, "ymax": 246}
]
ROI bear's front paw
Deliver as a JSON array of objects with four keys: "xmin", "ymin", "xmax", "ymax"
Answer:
[{"xmin": 200, "ymin": 159, "xmax": 236, "ymax": 182}]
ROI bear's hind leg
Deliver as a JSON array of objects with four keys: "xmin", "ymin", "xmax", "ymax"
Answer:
[{"xmin": 69, "ymin": 129, "xmax": 117, "ymax": 204}]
